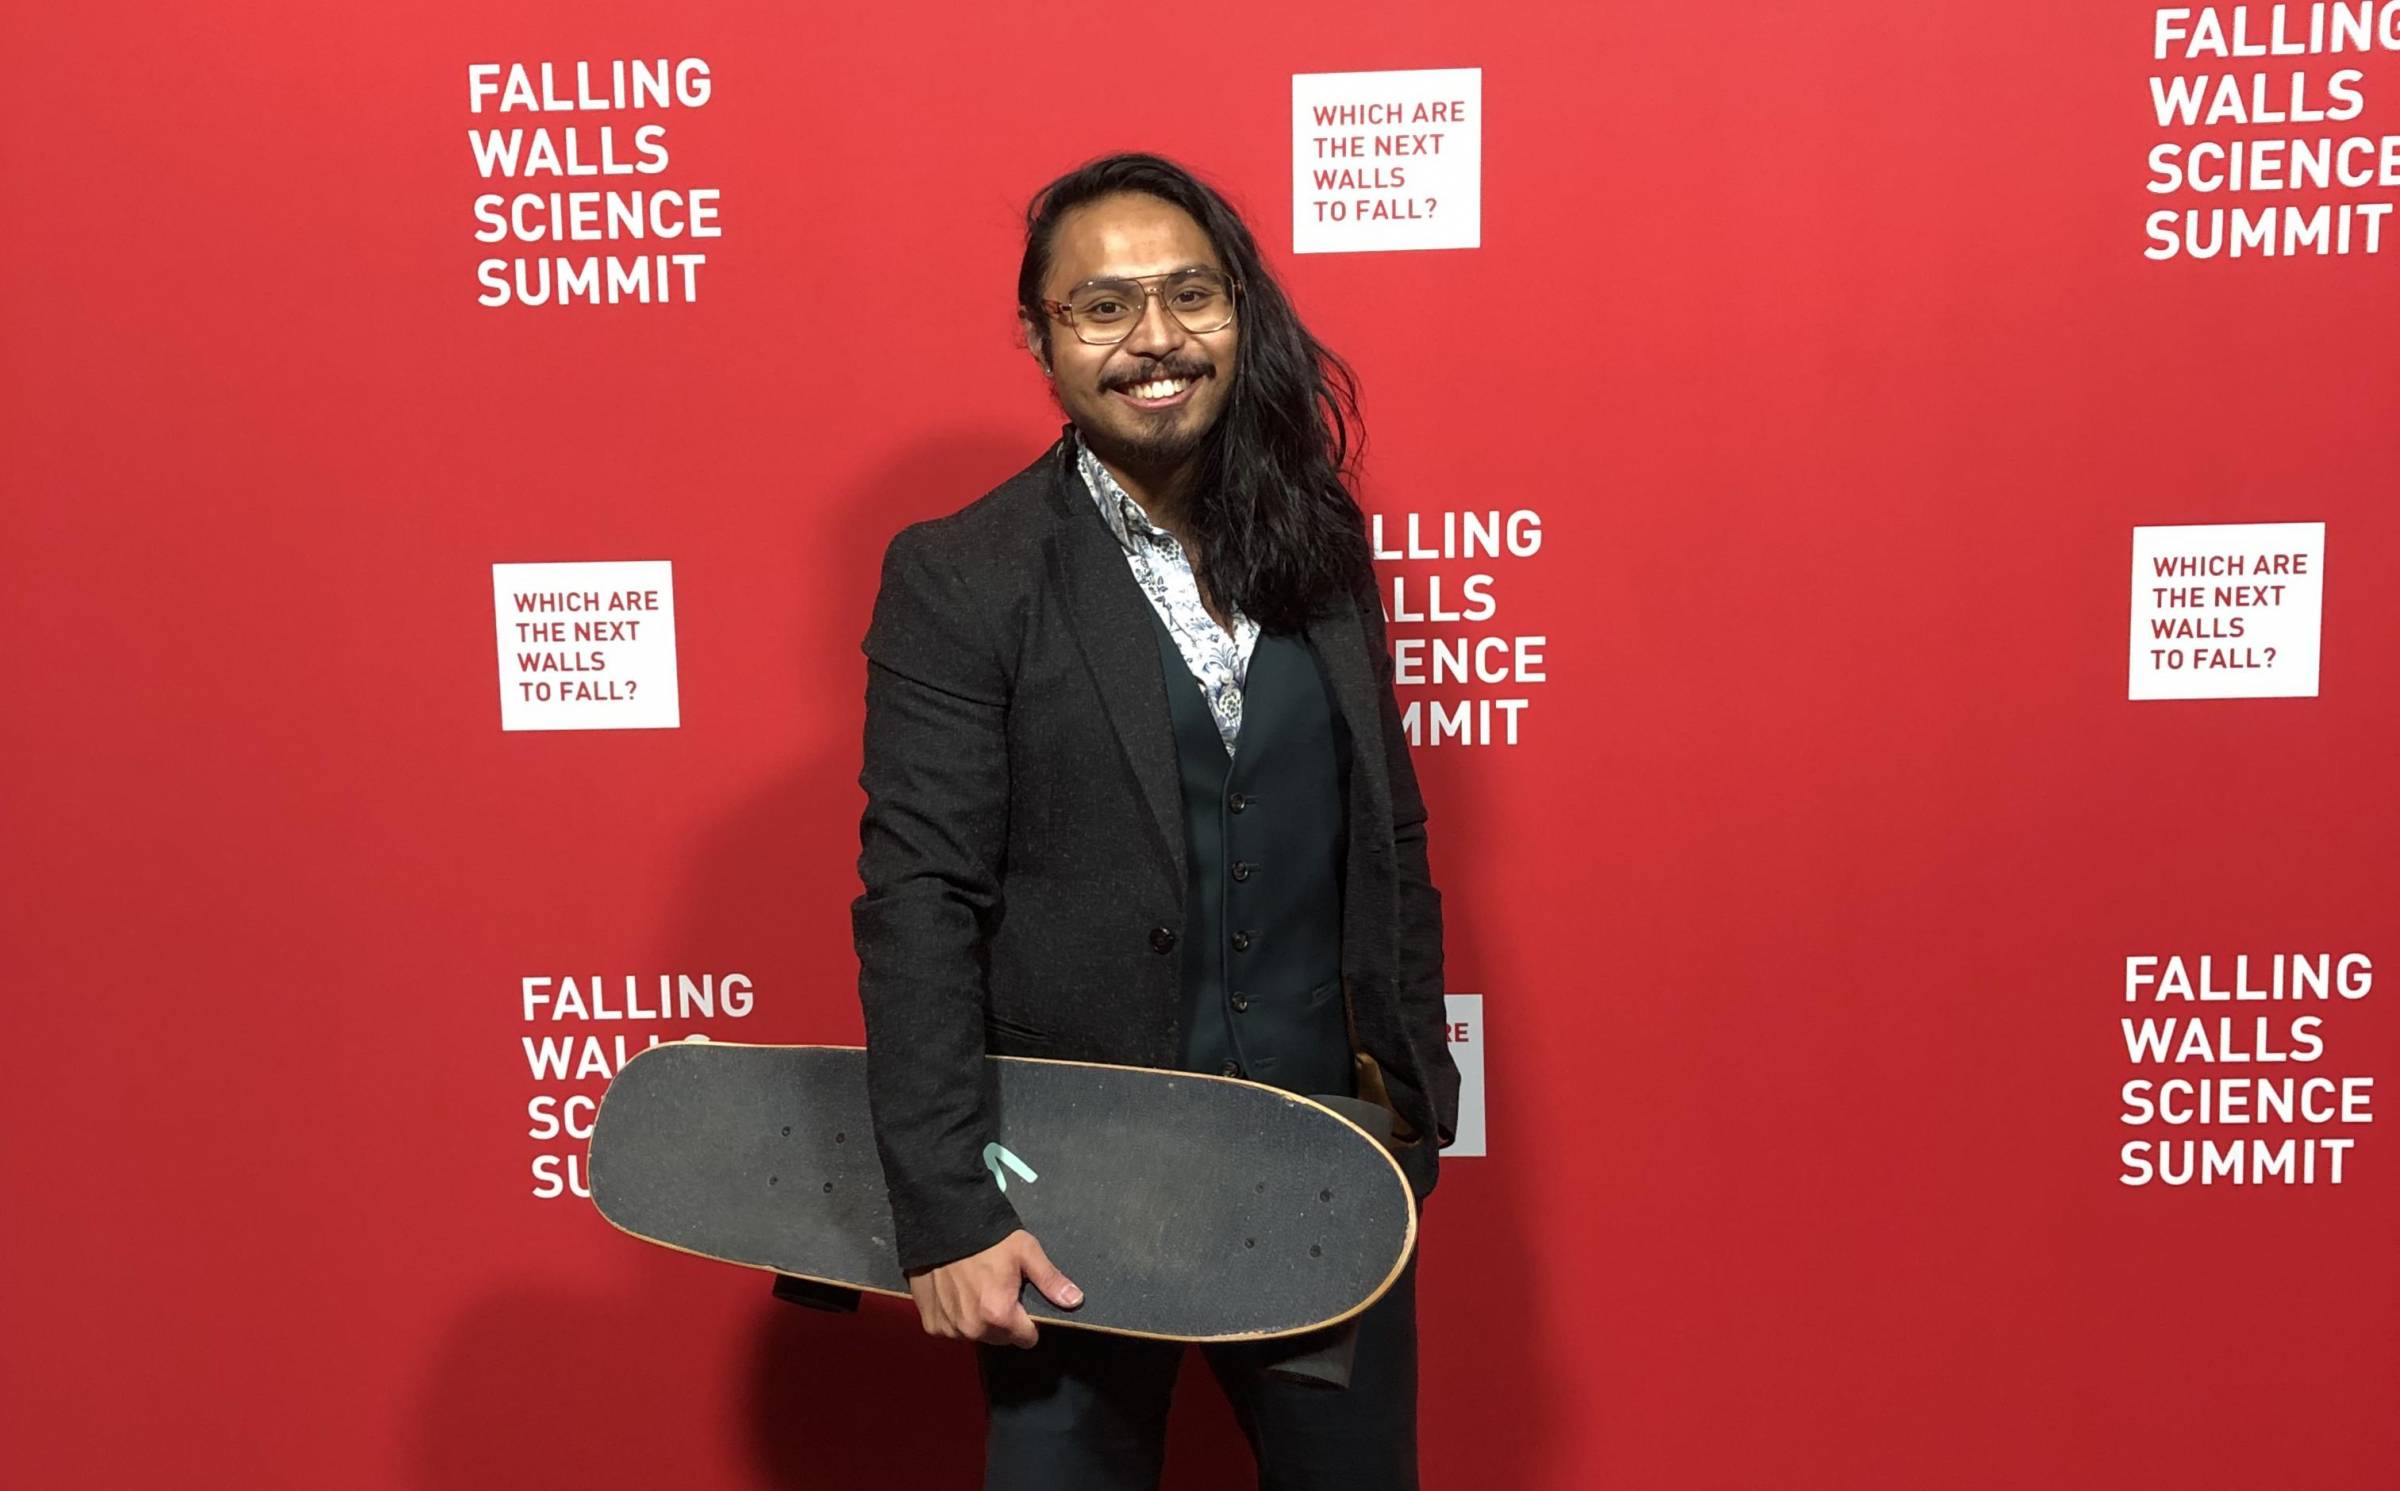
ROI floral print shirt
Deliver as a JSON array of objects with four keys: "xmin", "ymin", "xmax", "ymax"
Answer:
[{"xmin": 1074, "ymin": 429, "xmax": 1259, "ymax": 755}]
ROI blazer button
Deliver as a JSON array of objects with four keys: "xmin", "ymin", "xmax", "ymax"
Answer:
[
  {"xmin": 1220, "ymin": 1059, "xmax": 1241, "ymax": 1077},
  {"xmin": 1149, "ymin": 926, "xmax": 1177, "ymax": 954},
  {"xmin": 1228, "ymin": 791, "xmax": 1248, "ymax": 813},
  {"xmin": 1231, "ymin": 931, "xmax": 1251, "ymax": 952},
  {"xmin": 1231, "ymin": 991, "xmax": 1249, "ymax": 1013},
  {"xmin": 1231, "ymin": 861, "xmax": 1253, "ymax": 882}
]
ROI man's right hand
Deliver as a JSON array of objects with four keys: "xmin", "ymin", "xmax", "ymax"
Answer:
[{"xmin": 905, "ymin": 1228, "xmax": 1083, "ymax": 1348}]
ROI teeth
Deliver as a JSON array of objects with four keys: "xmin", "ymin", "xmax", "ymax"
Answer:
[{"xmin": 1129, "ymin": 377, "xmax": 1192, "ymax": 400}]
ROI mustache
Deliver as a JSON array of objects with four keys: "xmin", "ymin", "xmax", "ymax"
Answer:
[{"xmin": 1104, "ymin": 362, "xmax": 1210, "ymax": 390}]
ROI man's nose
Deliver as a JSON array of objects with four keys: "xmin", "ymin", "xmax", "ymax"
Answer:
[{"xmin": 1119, "ymin": 290, "xmax": 1186, "ymax": 359}]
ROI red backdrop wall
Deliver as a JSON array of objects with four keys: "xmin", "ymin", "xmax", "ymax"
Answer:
[{"xmin": 6, "ymin": 1, "xmax": 2395, "ymax": 1486}]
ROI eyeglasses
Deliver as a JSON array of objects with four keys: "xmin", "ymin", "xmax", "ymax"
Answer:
[{"xmin": 1039, "ymin": 267, "xmax": 1241, "ymax": 345}]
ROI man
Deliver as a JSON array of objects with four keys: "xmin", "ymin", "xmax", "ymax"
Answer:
[{"xmin": 851, "ymin": 151, "xmax": 1459, "ymax": 1490}]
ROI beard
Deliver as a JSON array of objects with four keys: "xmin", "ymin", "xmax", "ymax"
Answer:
[
  {"xmin": 1094, "ymin": 410, "xmax": 1206, "ymax": 470},
  {"xmin": 1067, "ymin": 381, "xmax": 1218, "ymax": 477}
]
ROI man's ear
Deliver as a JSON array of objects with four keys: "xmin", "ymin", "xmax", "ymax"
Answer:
[{"xmin": 1021, "ymin": 318, "xmax": 1050, "ymax": 376}]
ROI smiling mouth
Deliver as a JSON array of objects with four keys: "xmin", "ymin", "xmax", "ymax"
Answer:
[{"xmin": 1114, "ymin": 372, "xmax": 1203, "ymax": 405}]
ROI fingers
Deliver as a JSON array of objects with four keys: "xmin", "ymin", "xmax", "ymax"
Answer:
[
  {"xmin": 912, "ymin": 1273, "xmax": 1033, "ymax": 1347},
  {"xmin": 907, "ymin": 1275, "xmax": 946, "ymax": 1336},
  {"xmin": 905, "ymin": 1234, "xmax": 1078, "ymax": 1346},
  {"xmin": 1019, "ymin": 1237, "xmax": 1084, "ymax": 1310},
  {"xmin": 997, "ymin": 1299, "xmax": 1038, "ymax": 1349},
  {"xmin": 911, "ymin": 1271, "xmax": 975, "ymax": 1341},
  {"xmin": 951, "ymin": 1282, "xmax": 1032, "ymax": 1347}
]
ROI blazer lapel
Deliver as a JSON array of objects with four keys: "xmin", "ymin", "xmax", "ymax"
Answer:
[
  {"xmin": 1045, "ymin": 438, "xmax": 1189, "ymax": 891},
  {"xmin": 1039, "ymin": 425, "xmax": 1395, "ymax": 893}
]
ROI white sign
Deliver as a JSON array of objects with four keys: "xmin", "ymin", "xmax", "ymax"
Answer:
[
  {"xmin": 1445, "ymin": 993, "xmax": 1486, "ymax": 1157},
  {"xmin": 2129, "ymin": 523, "xmax": 2324, "ymax": 700},
  {"xmin": 1293, "ymin": 68, "xmax": 1481, "ymax": 254},
  {"xmin": 492, "ymin": 560, "xmax": 681, "ymax": 729}
]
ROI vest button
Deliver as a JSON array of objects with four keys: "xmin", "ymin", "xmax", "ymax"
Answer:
[
  {"xmin": 1228, "ymin": 791, "xmax": 1248, "ymax": 813},
  {"xmin": 1221, "ymin": 1059, "xmax": 1242, "ymax": 1077},
  {"xmin": 1231, "ymin": 931, "xmax": 1252, "ymax": 952},
  {"xmin": 1149, "ymin": 926, "xmax": 1177, "ymax": 954},
  {"xmin": 1231, "ymin": 861, "xmax": 1253, "ymax": 881},
  {"xmin": 1231, "ymin": 991, "xmax": 1250, "ymax": 1012}
]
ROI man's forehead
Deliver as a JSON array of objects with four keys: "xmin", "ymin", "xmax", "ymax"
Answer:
[{"xmin": 1049, "ymin": 197, "xmax": 1222, "ymax": 285}]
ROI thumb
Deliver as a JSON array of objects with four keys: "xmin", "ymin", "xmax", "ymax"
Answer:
[{"xmin": 1018, "ymin": 1235, "xmax": 1084, "ymax": 1309}]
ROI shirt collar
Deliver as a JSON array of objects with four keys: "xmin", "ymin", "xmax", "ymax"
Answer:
[{"xmin": 1072, "ymin": 427, "xmax": 1172, "ymax": 556}]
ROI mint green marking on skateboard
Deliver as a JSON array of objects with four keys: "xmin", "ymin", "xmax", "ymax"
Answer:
[{"xmin": 983, "ymin": 1142, "xmax": 1038, "ymax": 1192}]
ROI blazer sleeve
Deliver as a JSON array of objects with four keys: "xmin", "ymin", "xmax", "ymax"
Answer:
[
  {"xmin": 851, "ymin": 522, "xmax": 1023, "ymax": 1274},
  {"xmin": 1358, "ymin": 583, "xmax": 1463, "ymax": 1148}
]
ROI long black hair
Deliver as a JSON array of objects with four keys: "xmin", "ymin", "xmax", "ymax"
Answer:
[{"xmin": 1017, "ymin": 152, "xmax": 1377, "ymax": 632}]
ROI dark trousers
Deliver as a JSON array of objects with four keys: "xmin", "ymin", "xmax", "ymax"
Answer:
[{"xmin": 976, "ymin": 1249, "xmax": 1420, "ymax": 1490}]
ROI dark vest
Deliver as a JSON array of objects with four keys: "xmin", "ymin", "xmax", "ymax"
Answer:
[{"xmin": 1142, "ymin": 603, "xmax": 1355, "ymax": 1100}]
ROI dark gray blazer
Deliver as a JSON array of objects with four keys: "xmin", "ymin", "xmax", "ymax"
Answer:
[{"xmin": 852, "ymin": 425, "xmax": 1460, "ymax": 1275}]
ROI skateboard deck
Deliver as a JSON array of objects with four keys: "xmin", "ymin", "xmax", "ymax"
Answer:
[{"xmin": 588, "ymin": 1041, "xmax": 1417, "ymax": 1344}]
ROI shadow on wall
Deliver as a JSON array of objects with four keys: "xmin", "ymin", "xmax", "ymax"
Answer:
[
  {"xmin": 740, "ymin": 1295, "xmax": 1265, "ymax": 1487},
  {"xmin": 742, "ymin": 1294, "xmax": 993, "ymax": 1485}
]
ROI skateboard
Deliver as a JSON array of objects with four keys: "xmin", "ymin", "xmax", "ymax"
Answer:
[{"xmin": 588, "ymin": 1042, "xmax": 1417, "ymax": 1375}]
